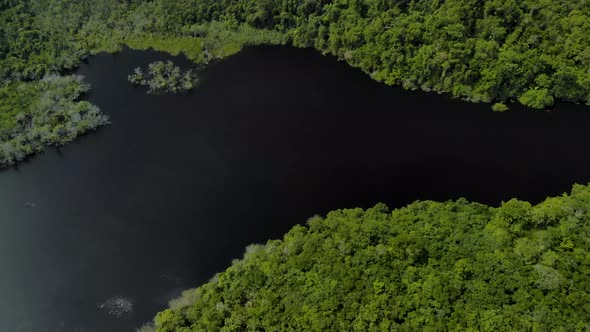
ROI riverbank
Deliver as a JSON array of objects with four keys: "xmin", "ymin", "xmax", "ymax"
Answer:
[
  {"xmin": 2, "ymin": 46, "xmax": 590, "ymax": 331},
  {"xmin": 1, "ymin": 2, "xmax": 286, "ymax": 167},
  {"xmin": 148, "ymin": 183, "xmax": 590, "ymax": 331},
  {"xmin": 5, "ymin": 1, "xmax": 588, "ymax": 108},
  {"xmin": 2, "ymin": 1, "xmax": 590, "ymax": 167}
]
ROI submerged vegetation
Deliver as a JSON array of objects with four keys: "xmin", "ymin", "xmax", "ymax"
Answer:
[
  {"xmin": 2, "ymin": 0, "xmax": 590, "ymax": 165},
  {"xmin": 128, "ymin": 61, "xmax": 198, "ymax": 95},
  {"xmin": 0, "ymin": 75, "xmax": 109, "ymax": 167},
  {"xmin": 148, "ymin": 184, "xmax": 590, "ymax": 331}
]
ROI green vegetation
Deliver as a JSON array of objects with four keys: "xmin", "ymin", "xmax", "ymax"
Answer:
[
  {"xmin": 128, "ymin": 61, "xmax": 198, "ymax": 95},
  {"xmin": 2, "ymin": 0, "xmax": 590, "ymax": 165},
  {"xmin": 0, "ymin": 0, "xmax": 286, "ymax": 166},
  {"xmin": 491, "ymin": 102, "xmax": 509, "ymax": 112},
  {"xmin": 518, "ymin": 88, "xmax": 555, "ymax": 110},
  {"xmin": 146, "ymin": 184, "xmax": 590, "ymax": 331},
  {"xmin": 124, "ymin": 37, "xmax": 204, "ymax": 62},
  {"xmin": 3, "ymin": 2, "xmax": 590, "ymax": 328},
  {"xmin": 0, "ymin": 75, "xmax": 109, "ymax": 167},
  {"xmin": 4, "ymin": 0, "xmax": 590, "ymax": 105}
]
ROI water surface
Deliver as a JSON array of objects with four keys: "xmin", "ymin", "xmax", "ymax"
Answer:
[{"xmin": 1, "ymin": 46, "xmax": 590, "ymax": 331}]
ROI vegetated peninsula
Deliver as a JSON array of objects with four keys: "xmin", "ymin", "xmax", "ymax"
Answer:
[
  {"xmin": 2, "ymin": 0, "xmax": 590, "ymax": 165},
  {"xmin": 0, "ymin": 75, "xmax": 109, "ymax": 166},
  {"xmin": 143, "ymin": 184, "xmax": 590, "ymax": 331}
]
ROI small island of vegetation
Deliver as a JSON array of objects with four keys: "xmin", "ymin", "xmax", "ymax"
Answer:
[
  {"xmin": 143, "ymin": 183, "xmax": 590, "ymax": 331},
  {"xmin": 128, "ymin": 61, "xmax": 198, "ymax": 95}
]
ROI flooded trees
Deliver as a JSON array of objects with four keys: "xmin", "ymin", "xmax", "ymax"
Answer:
[
  {"xmin": 128, "ymin": 60, "xmax": 199, "ymax": 95},
  {"xmin": 0, "ymin": 75, "xmax": 110, "ymax": 167}
]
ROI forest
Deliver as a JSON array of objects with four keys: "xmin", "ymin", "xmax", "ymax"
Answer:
[
  {"xmin": 146, "ymin": 184, "xmax": 590, "ymax": 331},
  {"xmin": 2, "ymin": 1, "xmax": 590, "ymax": 330},
  {"xmin": 0, "ymin": 75, "xmax": 109, "ymax": 166},
  {"xmin": 2, "ymin": 0, "xmax": 590, "ymax": 164},
  {"xmin": 2, "ymin": 0, "xmax": 590, "ymax": 104}
]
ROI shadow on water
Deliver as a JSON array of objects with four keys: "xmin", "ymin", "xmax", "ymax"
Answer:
[{"xmin": 1, "ymin": 45, "xmax": 590, "ymax": 331}]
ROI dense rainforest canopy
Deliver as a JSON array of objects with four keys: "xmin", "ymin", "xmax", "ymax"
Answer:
[
  {"xmin": 2, "ymin": 0, "xmax": 590, "ymax": 104},
  {"xmin": 148, "ymin": 184, "xmax": 590, "ymax": 331},
  {"xmin": 1, "ymin": 0, "xmax": 590, "ymax": 165},
  {"xmin": 2, "ymin": 1, "xmax": 590, "ymax": 330}
]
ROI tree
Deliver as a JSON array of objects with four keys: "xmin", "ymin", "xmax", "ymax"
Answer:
[
  {"xmin": 150, "ymin": 185, "xmax": 590, "ymax": 331},
  {"xmin": 491, "ymin": 102, "xmax": 509, "ymax": 112},
  {"xmin": 518, "ymin": 88, "xmax": 554, "ymax": 109}
]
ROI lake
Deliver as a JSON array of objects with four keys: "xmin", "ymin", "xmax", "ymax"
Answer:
[{"xmin": 1, "ymin": 46, "xmax": 589, "ymax": 331}]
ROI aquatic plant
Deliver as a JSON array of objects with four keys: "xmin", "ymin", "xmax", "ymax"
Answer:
[
  {"xmin": 97, "ymin": 296, "xmax": 134, "ymax": 318},
  {"xmin": 128, "ymin": 61, "xmax": 198, "ymax": 95},
  {"xmin": 136, "ymin": 323, "xmax": 156, "ymax": 332},
  {"xmin": 491, "ymin": 102, "xmax": 509, "ymax": 112}
]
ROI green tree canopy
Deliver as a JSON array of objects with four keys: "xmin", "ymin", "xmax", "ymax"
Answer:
[{"xmin": 150, "ymin": 184, "xmax": 590, "ymax": 331}]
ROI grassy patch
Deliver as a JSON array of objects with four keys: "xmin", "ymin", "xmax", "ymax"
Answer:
[{"xmin": 124, "ymin": 36, "xmax": 203, "ymax": 61}]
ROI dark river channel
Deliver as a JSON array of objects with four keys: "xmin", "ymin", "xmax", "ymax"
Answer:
[{"xmin": 1, "ymin": 46, "xmax": 590, "ymax": 331}]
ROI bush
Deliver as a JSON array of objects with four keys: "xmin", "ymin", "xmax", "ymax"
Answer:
[{"xmin": 491, "ymin": 102, "xmax": 509, "ymax": 112}]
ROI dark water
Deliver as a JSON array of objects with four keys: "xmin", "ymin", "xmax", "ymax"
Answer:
[{"xmin": 1, "ymin": 46, "xmax": 590, "ymax": 331}]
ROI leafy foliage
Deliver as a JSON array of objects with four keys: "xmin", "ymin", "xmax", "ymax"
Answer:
[
  {"xmin": 0, "ymin": 75, "xmax": 109, "ymax": 167},
  {"xmin": 152, "ymin": 184, "xmax": 590, "ymax": 331},
  {"xmin": 2, "ymin": 0, "xmax": 590, "ymax": 165},
  {"xmin": 128, "ymin": 61, "xmax": 198, "ymax": 95},
  {"xmin": 0, "ymin": 0, "xmax": 287, "ymax": 167},
  {"xmin": 4, "ymin": 0, "xmax": 590, "ymax": 108},
  {"xmin": 491, "ymin": 102, "xmax": 509, "ymax": 112}
]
